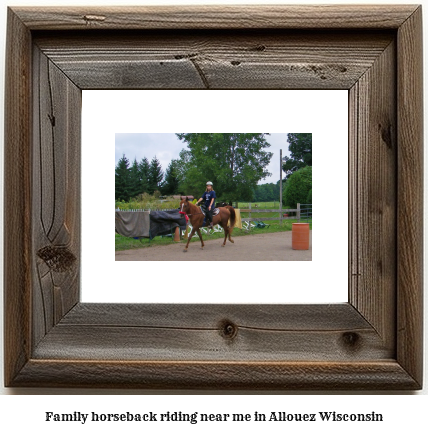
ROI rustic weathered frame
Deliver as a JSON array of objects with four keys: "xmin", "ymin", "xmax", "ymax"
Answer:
[{"xmin": 4, "ymin": 5, "xmax": 423, "ymax": 389}]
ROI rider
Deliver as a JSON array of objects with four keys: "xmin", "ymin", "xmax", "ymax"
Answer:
[{"xmin": 196, "ymin": 181, "xmax": 216, "ymax": 229}]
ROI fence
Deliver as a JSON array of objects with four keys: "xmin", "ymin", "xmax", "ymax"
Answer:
[
  {"xmin": 299, "ymin": 204, "xmax": 312, "ymax": 222},
  {"xmin": 234, "ymin": 201, "xmax": 282, "ymax": 209},
  {"xmin": 239, "ymin": 203, "xmax": 310, "ymax": 227},
  {"xmin": 116, "ymin": 204, "xmax": 312, "ymax": 236}
]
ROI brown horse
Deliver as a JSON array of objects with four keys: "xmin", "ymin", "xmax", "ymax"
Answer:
[{"xmin": 179, "ymin": 197, "xmax": 236, "ymax": 251}]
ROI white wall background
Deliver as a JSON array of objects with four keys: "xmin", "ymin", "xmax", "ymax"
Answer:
[
  {"xmin": 0, "ymin": 0, "xmax": 426, "ymax": 425},
  {"xmin": 82, "ymin": 89, "xmax": 348, "ymax": 304}
]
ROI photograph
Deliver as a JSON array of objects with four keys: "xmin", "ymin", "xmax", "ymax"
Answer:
[{"xmin": 114, "ymin": 133, "xmax": 313, "ymax": 261}]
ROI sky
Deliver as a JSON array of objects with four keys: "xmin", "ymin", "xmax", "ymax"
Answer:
[{"xmin": 115, "ymin": 133, "xmax": 290, "ymax": 185}]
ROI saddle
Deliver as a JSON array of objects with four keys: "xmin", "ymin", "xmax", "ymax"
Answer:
[{"xmin": 200, "ymin": 207, "xmax": 220, "ymax": 217}]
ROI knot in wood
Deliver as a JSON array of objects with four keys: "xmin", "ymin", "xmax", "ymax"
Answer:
[
  {"xmin": 37, "ymin": 245, "xmax": 76, "ymax": 272},
  {"xmin": 341, "ymin": 332, "xmax": 361, "ymax": 350},
  {"xmin": 219, "ymin": 320, "xmax": 238, "ymax": 340},
  {"xmin": 378, "ymin": 122, "xmax": 393, "ymax": 149}
]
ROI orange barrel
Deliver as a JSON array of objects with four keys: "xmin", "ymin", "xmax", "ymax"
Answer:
[
  {"xmin": 292, "ymin": 223, "xmax": 310, "ymax": 250},
  {"xmin": 174, "ymin": 226, "xmax": 181, "ymax": 242}
]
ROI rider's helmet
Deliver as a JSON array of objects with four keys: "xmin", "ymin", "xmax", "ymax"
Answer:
[{"xmin": 206, "ymin": 181, "xmax": 213, "ymax": 186}]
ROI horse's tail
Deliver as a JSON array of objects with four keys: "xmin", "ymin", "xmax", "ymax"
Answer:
[{"xmin": 226, "ymin": 206, "xmax": 236, "ymax": 228}]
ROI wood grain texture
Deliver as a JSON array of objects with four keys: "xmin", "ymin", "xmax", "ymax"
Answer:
[
  {"xmin": 11, "ymin": 5, "xmax": 419, "ymax": 30},
  {"xmin": 349, "ymin": 40, "xmax": 397, "ymax": 351},
  {"xmin": 4, "ymin": 5, "xmax": 423, "ymax": 390},
  {"xmin": 396, "ymin": 6, "xmax": 423, "ymax": 387},
  {"xmin": 34, "ymin": 31, "xmax": 393, "ymax": 90},
  {"xmin": 32, "ymin": 47, "xmax": 81, "ymax": 348},
  {"xmin": 12, "ymin": 361, "xmax": 418, "ymax": 390},
  {"xmin": 3, "ymin": 8, "xmax": 32, "ymax": 388},
  {"xmin": 61, "ymin": 303, "xmax": 366, "ymax": 329},
  {"xmin": 33, "ymin": 304, "xmax": 391, "ymax": 362}
]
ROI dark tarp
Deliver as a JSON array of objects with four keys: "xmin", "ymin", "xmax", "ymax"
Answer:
[
  {"xmin": 149, "ymin": 210, "xmax": 187, "ymax": 240},
  {"xmin": 115, "ymin": 211, "xmax": 150, "ymax": 238}
]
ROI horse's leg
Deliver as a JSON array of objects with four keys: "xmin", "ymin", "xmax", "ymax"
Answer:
[
  {"xmin": 225, "ymin": 209, "xmax": 235, "ymax": 243},
  {"xmin": 220, "ymin": 211, "xmax": 233, "ymax": 246},
  {"xmin": 221, "ymin": 225, "xmax": 228, "ymax": 246},
  {"xmin": 219, "ymin": 214, "xmax": 227, "ymax": 247},
  {"xmin": 196, "ymin": 228, "xmax": 205, "ymax": 249},
  {"xmin": 184, "ymin": 227, "xmax": 196, "ymax": 252},
  {"xmin": 228, "ymin": 220, "xmax": 234, "ymax": 243}
]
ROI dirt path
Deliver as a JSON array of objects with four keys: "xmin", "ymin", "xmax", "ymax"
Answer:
[{"xmin": 115, "ymin": 231, "xmax": 312, "ymax": 261}]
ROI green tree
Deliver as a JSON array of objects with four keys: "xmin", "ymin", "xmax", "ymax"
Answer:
[
  {"xmin": 282, "ymin": 133, "xmax": 312, "ymax": 179},
  {"xmin": 115, "ymin": 154, "xmax": 131, "ymax": 201},
  {"xmin": 176, "ymin": 133, "xmax": 273, "ymax": 201},
  {"xmin": 138, "ymin": 157, "xmax": 150, "ymax": 194},
  {"xmin": 162, "ymin": 159, "xmax": 181, "ymax": 195},
  {"xmin": 254, "ymin": 181, "xmax": 284, "ymax": 202},
  {"xmin": 254, "ymin": 183, "xmax": 277, "ymax": 202},
  {"xmin": 283, "ymin": 166, "xmax": 312, "ymax": 208},
  {"xmin": 129, "ymin": 158, "xmax": 142, "ymax": 199},
  {"xmin": 175, "ymin": 148, "xmax": 202, "ymax": 196},
  {"xmin": 147, "ymin": 156, "xmax": 164, "ymax": 194}
]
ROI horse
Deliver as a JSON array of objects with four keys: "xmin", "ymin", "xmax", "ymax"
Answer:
[{"xmin": 179, "ymin": 197, "xmax": 236, "ymax": 252}]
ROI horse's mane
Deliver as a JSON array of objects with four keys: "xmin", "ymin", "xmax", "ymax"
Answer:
[{"xmin": 187, "ymin": 200, "xmax": 199, "ymax": 212}]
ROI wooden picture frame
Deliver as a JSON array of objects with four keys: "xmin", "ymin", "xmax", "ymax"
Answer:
[{"xmin": 4, "ymin": 5, "xmax": 423, "ymax": 389}]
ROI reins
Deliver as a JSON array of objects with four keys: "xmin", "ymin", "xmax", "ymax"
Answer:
[
  {"xmin": 179, "ymin": 211, "xmax": 204, "ymax": 216},
  {"xmin": 178, "ymin": 211, "xmax": 203, "ymax": 216}
]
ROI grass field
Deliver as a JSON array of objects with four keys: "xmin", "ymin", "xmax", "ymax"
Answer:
[
  {"xmin": 115, "ymin": 217, "xmax": 312, "ymax": 251},
  {"xmin": 237, "ymin": 201, "xmax": 283, "ymax": 209}
]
